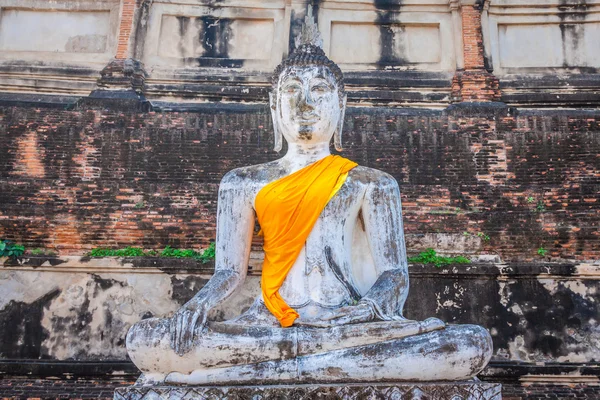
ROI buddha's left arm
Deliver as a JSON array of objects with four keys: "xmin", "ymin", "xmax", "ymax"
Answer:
[
  {"xmin": 321, "ymin": 173, "xmax": 410, "ymax": 326},
  {"xmin": 358, "ymin": 172, "xmax": 409, "ymax": 320}
]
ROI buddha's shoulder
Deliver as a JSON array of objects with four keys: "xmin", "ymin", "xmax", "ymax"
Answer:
[
  {"xmin": 220, "ymin": 161, "xmax": 284, "ymax": 186},
  {"xmin": 348, "ymin": 165, "xmax": 399, "ymax": 188}
]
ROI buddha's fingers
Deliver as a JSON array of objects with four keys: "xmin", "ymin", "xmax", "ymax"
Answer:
[
  {"xmin": 174, "ymin": 313, "xmax": 183, "ymax": 355},
  {"xmin": 168, "ymin": 317, "xmax": 176, "ymax": 351},
  {"xmin": 182, "ymin": 312, "xmax": 197, "ymax": 355},
  {"xmin": 175, "ymin": 309, "xmax": 208, "ymax": 355},
  {"xmin": 175, "ymin": 311, "xmax": 189, "ymax": 355},
  {"xmin": 322, "ymin": 303, "xmax": 374, "ymax": 324},
  {"xmin": 328, "ymin": 313, "xmax": 371, "ymax": 326}
]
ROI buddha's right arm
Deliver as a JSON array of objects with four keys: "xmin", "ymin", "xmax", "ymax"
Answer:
[
  {"xmin": 170, "ymin": 170, "xmax": 255, "ymax": 355},
  {"xmin": 195, "ymin": 171, "xmax": 255, "ymax": 307}
]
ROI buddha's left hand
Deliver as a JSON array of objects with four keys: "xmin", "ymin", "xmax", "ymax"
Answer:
[{"xmin": 296, "ymin": 302, "xmax": 375, "ymax": 327}]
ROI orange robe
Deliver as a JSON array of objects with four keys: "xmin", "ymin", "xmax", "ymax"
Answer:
[{"xmin": 255, "ymin": 155, "xmax": 358, "ymax": 327}]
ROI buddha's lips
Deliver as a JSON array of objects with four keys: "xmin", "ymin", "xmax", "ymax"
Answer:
[{"xmin": 297, "ymin": 114, "xmax": 319, "ymax": 125}]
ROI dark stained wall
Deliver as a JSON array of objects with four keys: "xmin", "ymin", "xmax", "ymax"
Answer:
[{"xmin": 0, "ymin": 257, "xmax": 598, "ymax": 382}]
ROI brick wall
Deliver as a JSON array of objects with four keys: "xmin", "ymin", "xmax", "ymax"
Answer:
[
  {"xmin": 461, "ymin": 5, "xmax": 485, "ymax": 70},
  {"xmin": 452, "ymin": 4, "xmax": 501, "ymax": 102},
  {"xmin": 1, "ymin": 105, "xmax": 598, "ymax": 261},
  {"xmin": 116, "ymin": 0, "xmax": 137, "ymax": 59}
]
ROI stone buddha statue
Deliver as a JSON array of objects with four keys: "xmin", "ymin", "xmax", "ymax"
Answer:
[{"xmin": 126, "ymin": 11, "xmax": 493, "ymax": 386}]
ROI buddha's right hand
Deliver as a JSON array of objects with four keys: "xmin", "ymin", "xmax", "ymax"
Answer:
[{"xmin": 169, "ymin": 299, "xmax": 209, "ymax": 356}]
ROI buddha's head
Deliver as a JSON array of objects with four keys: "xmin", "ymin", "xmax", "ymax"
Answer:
[{"xmin": 270, "ymin": 9, "xmax": 346, "ymax": 152}]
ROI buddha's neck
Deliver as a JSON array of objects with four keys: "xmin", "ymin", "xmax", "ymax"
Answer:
[{"xmin": 284, "ymin": 142, "xmax": 331, "ymax": 172}]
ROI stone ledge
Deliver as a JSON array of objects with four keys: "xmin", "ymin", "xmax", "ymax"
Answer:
[
  {"xmin": 2, "ymin": 360, "xmax": 598, "ymax": 383},
  {"xmin": 3, "ymin": 256, "xmax": 599, "ymax": 278},
  {"xmin": 114, "ymin": 382, "xmax": 502, "ymax": 400}
]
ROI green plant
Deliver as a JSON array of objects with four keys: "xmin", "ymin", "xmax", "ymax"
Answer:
[
  {"xmin": 199, "ymin": 242, "xmax": 215, "ymax": 263},
  {"xmin": 29, "ymin": 248, "xmax": 57, "ymax": 256},
  {"xmin": 161, "ymin": 246, "xmax": 199, "ymax": 259},
  {"xmin": 476, "ymin": 232, "xmax": 490, "ymax": 242},
  {"xmin": 537, "ymin": 247, "xmax": 548, "ymax": 256},
  {"xmin": 408, "ymin": 248, "xmax": 471, "ymax": 268},
  {"xmin": 0, "ymin": 240, "xmax": 25, "ymax": 258},
  {"xmin": 88, "ymin": 243, "xmax": 216, "ymax": 263},
  {"xmin": 89, "ymin": 246, "xmax": 146, "ymax": 257},
  {"xmin": 134, "ymin": 201, "xmax": 146, "ymax": 209},
  {"xmin": 526, "ymin": 196, "xmax": 535, "ymax": 203},
  {"xmin": 535, "ymin": 201, "xmax": 546, "ymax": 213},
  {"xmin": 463, "ymin": 232, "xmax": 490, "ymax": 242}
]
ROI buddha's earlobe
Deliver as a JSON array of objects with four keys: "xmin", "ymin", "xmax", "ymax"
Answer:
[
  {"xmin": 269, "ymin": 92, "xmax": 283, "ymax": 152},
  {"xmin": 334, "ymin": 94, "xmax": 347, "ymax": 152}
]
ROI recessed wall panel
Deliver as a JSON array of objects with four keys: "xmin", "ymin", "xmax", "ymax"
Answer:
[
  {"xmin": 488, "ymin": 0, "xmax": 600, "ymax": 75},
  {"xmin": 0, "ymin": 9, "xmax": 110, "ymax": 53},
  {"xmin": 330, "ymin": 22, "xmax": 441, "ymax": 66},
  {"xmin": 499, "ymin": 24, "xmax": 564, "ymax": 68},
  {"xmin": 157, "ymin": 15, "xmax": 274, "ymax": 61},
  {"xmin": 330, "ymin": 23, "xmax": 380, "ymax": 64},
  {"xmin": 580, "ymin": 23, "xmax": 600, "ymax": 67},
  {"xmin": 498, "ymin": 22, "xmax": 600, "ymax": 70}
]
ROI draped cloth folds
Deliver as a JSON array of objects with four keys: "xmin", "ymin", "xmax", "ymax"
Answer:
[{"xmin": 255, "ymin": 155, "xmax": 358, "ymax": 327}]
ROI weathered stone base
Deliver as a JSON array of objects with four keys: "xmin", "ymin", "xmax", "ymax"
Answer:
[{"xmin": 114, "ymin": 381, "xmax": 502, "ymax": 399}]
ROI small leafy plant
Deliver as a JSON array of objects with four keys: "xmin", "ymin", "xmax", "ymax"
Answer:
[
  {"xmin": 89, "ymin": 246, "xmax": 146, "ymax": 257},
  {"xmin": 29, "ymin": 248, "xmax": 57, "ymax": 256},
  {"xmin": 476, "ymin": 232, "xmax": 490, "ymax": 242},
  {"xmin": 535, "ymin": 201, "xmax": 546, "ymax": 213},
  {"xmin": 89, "ymin": 243, "xmax": 216, "ymax": 263},
  {"xmin": 537, "ymin": 247, "xmax": 548, "ymax": 256},
  {"xmin": 408, "ymin": 248, "xmax": 471, "ymax": 268},
  {"xmin": 200, "ymin": 242, "xmax": 215, "ymax": 261},
  {"xmin": 463, "ymin": 232, "xmax": 490, "ymax": 242},
  {"xmin": 0, "ymin": 240, "xmax": 25, "ymax": 258}
]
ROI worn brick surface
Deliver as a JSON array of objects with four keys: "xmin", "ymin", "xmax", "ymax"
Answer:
[
  {"xmin": 116, "ymin": 0, "xmax": 137, "ymax": 59},
  {"xmin": 0, "ymin": 106, "xmax": 599, "ymax": 261},
  {"xmin": 462, "ymin": 5, "xmax": 485, "ymax": 70},
  {"xmin": 452, "ymin": 5, "xmax": 501, "ymax": 102},
  {"xmin": 452, "ymin": 69, "xmax": 501, "ymax": 102}
]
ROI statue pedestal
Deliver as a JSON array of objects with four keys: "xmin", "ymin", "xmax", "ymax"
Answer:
[{"xmin": 114, "ymin": 381, "xmax": 502, "ymax": 399}]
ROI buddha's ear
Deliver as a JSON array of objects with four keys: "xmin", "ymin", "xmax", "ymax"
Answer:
[
  {"xmin": 334, "ymin": 94, "xmax": 347, "ymax": 152},
  {"xmin": 269, "ymin": 92, "xmax": 283, "ymax": 152}
]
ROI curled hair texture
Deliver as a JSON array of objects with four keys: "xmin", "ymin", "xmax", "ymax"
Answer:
[{"xmin": 271, "ymin": 44, "xmax": 346, "ymax": 107}]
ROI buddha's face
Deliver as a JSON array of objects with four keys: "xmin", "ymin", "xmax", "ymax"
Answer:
[{"xmin": 273, "ymin": 65, "xmax": 343, "ymax": 146}]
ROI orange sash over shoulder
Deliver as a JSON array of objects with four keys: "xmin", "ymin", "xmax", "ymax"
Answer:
[{"xmin": 255, "ymin": 155, "xmax": 358, "ymax": 327}]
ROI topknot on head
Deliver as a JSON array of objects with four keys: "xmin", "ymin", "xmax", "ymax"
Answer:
[{"xmin": 295, "ymin": 7, "xmax": 323, "ymax": 49}]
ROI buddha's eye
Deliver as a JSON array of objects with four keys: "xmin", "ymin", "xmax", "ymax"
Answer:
[
  {"xmin": 311, "ymin": 84, "xmax": 330, "ymax": 94},
  {"xmin": 283, "ymin": 83, "xmax": 301, "ymax": 93}
]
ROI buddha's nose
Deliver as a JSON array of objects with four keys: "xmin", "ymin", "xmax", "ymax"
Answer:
[{"xmin": 298, "ymin": 88, "xmax": 316, "ymax": 111}]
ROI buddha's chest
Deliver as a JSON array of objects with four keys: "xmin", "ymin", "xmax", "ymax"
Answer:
[{"xmin": 278, "ymin": 182, "xmax": 365, "ymax": 308}]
